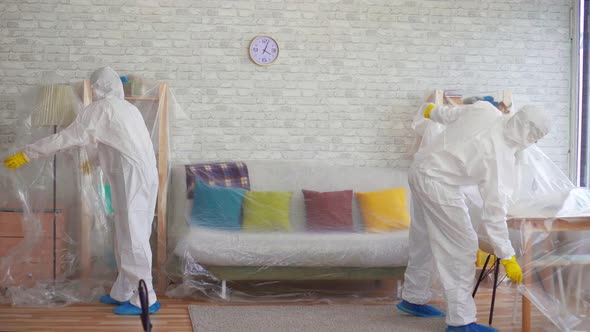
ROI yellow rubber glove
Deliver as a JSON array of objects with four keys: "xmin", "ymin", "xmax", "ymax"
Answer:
[
  {"xmin": 4, "ymin": 152, "xmax": 29, "ymax": 170},
  {"xmin": 501, "ymin": 256, "xmax": 523, "ymax": 284},
  {"xmin": 424, "ymin": 103, "xmax": 436, "ymax": 119}
]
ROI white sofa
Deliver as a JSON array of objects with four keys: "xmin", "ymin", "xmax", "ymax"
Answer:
[{"xmin": 167, "ymin": 160, "xmax": 412, "ymax": 293}]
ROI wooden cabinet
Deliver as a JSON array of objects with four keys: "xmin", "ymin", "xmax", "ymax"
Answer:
[{"xmin": 0, "ymin": 209, "xmax": 65, "ymax": 285}]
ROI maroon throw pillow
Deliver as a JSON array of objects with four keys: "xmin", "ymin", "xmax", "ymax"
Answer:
[{"xmin": 302, "ymin": 189, "xmax": 353, "ymax": 232}]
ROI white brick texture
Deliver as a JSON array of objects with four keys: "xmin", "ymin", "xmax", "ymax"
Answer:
[{"xmin": 0, "ymin": 0, "xmax": 573, "ymax": 171}]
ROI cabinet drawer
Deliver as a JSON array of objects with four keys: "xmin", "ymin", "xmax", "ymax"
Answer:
[
  {"xmin": 0, "ymin": 237, "xmax": 65, "ymax": 263},
  {"xmin": 0, "ymin": 212, "xmax": 64, "ymax": 238},
  {"xmin": 5, "ymin": 262, "xmax": 62, "ymax": 286}
]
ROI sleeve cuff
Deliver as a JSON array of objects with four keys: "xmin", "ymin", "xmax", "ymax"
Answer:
[{"xmin": 494, "ymin": 245, "xmax": 515, "ymax": 261}]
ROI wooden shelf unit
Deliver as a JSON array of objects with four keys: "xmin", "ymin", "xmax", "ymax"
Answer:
[{"xmin": 432, "ymin": 89, "xmax": 512, "ymax": 109}]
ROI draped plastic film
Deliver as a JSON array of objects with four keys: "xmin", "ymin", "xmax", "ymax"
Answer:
[
  {"xmin": 0, "ymin": 73, "xmax": 180, "ymax": 306},
  {"xmin": 3, "ymin": 82, "xmax": 588, "ymax": 330},
  {"xmin": 164, "ymin": 161, "xmax": 414, "ymax": 303},
  {"xmin": 410, "ymin": 90, "xmax": 590, "ymax": 331},
  {"xmin": 164, "ymin": 89, "xmax": 589, "ymax": 324},
  {"xmin": 163, "ymin": 91, "xmax": 481, "ymax": 303}
]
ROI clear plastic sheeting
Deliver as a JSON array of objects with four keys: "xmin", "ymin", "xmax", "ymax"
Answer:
[
  {"xmin": 164, "ymin": 89, "xmax": 588, "ymax": 316},
  {"xmin": 0, "ymin": 72, "xmax": 179, "ymax": 306},
  {"xmin": 512, "ymin": 166, "xmax": 590, "ymax": 331},
  {"xmin": 165, "ymin": 161, "xmax": 415, "ymax": 303},
  {"xmin": 516, "ymin": 217, "xmax": 590, "ymax": 332},
  {"xmin": 410, "ymin": 90, "xmax": 590, "ymax": 331}
]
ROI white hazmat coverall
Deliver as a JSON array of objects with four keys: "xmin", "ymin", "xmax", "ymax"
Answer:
[
  {"xmin": 23, "ymin": 67, "xmax": 159, "ymax": 307},
  {"xmin": 402, "ymin": 102, "xmax": 551, "ymax": 326}
]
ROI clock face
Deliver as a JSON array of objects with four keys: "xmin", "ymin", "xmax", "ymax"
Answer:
[{"xmin": 249, "ymin": 36, "xmax": 279, "ymax": 66}]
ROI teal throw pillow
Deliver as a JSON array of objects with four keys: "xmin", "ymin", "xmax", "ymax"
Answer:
[{"xmin": 190, "ymin": 180, "xmax": 246, "ymax": 230}]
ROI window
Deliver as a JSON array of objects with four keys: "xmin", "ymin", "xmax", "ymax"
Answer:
[{"xmin": 575, "ymin": 1, "xmax": 588, "ymax": 185}]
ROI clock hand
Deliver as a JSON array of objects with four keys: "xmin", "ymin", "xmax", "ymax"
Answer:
[{"xmin": 262, "ymin": 41, "xmax": 270, "ymax": 54}]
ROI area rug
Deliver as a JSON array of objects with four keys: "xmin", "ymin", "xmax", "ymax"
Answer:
[{"xmin": 189, "ymin": 304, "xmax": 446, "ymax": 332}]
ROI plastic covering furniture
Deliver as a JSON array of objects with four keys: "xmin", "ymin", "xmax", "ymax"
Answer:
[
  {"xmin": 166, "ymin": 161, "xmax": 412, "ymax": 299},
  {"xmin": 0, "ymin": 74, "xmax": 179, "ymax": 306},
  {"xmin": 510, "ymin": 217, "xmax": 590, "ymax": 332},
  {"xmin": 413, "ymin": 89, "xmax": 590, "ymax": 331}
]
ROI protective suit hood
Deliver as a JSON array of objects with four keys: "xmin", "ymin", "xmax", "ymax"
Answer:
[
  {"xmin": 503, "ymin": 105, "xmax": 551, "ymax": 149},
  {"xmin": 90, "ymin": 67, "xmax": 124, "ymax": 101}
]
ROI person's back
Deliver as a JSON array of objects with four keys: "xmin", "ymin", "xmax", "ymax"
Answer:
[
  {"xmin": 19, "ymin": 66, "xmax": 157, "ymax": 173},
  {"xmin": 84, "ymin": 67, "xmax": 156, "ymax": 171},
  {"xmin": 413, "ymin": 104, "xmax": 549, "ymax": 189},
  {"xmin": 89, "ymin": 96, "xmax": 157, "ymax": 171}
]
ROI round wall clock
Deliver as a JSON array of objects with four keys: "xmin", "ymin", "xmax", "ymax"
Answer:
[{"xmin": 249, "ymin": 36, "xmax": 279, "ymax": 66}]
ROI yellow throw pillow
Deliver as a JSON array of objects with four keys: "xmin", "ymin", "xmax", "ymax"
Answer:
[{"xmin": 355, "ymin": 188, "xmax": 411, "ymax": 233}]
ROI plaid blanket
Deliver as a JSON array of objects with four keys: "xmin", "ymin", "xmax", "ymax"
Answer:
[{"xmin": 185, "ymin": 162, "xmax": 250, "ymax": 199}]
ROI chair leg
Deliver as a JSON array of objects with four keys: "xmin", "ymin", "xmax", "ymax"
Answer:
[
  {"xmin": 221, "ymin": 280, "xmax": 228, "ymax": 300},
  {"xmin": 473, "ymin": 254, "xmax": 492, "ymax": 297},
  {"xmin": 489, "ymin": 257, "xmax": 501, "ymax": 325}
]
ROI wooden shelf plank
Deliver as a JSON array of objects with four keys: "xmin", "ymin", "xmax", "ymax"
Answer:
[
  {"xmin": 125, "ymin": 97, "xmax": 159, "ymax": 101},
  {"xmin": 531, "ymin": 254, "xmax": 590, "ymax": 267}
]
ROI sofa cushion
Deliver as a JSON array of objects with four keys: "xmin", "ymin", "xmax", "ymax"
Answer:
[
  {"xmin": 242, "ymin": 191, "xmax": 292, "ymax": 231},
  {"xmin": 355, "ymin": 188, "xmax": 411, "ymax": 233},
  {"xmin": 168, "ymin": 162, "xmax": 411, "ymax": 244},
  {"xmin": 303, "ymin": 189, "xmax": 353, "ymax": 232},
  {"xmin": 190, "ymin": 180, "xmax": 246, "ymax": 230},
  {"xmin": 243, "ymin": 161, "xmax": 411, "ymax": 232},
  {"xmin": 175, "ymin": 226, "xmax": 409, "ymax": 267}
]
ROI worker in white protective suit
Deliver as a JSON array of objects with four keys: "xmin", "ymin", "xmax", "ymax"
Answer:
[
  {"xmin": 396, "ymin": 101, "xmax": 552, "ymax": 332},
  {"xmin": 3, "ymin": 67, "xmax": 160, "ymax": 316},
  {"xmin": 409, "ymin": 97, "xmax": 512, "ymax": 249}
]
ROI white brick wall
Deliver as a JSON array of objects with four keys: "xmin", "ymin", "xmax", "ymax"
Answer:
[{"xmin": 0, "ymin": 0, "xmax": 573, "ymax": 171}]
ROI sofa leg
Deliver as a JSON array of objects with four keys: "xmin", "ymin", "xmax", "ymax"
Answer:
[
  {"xmin": 397, "ymin": 280, "xmax": 402, "ymax": 300},
  {"xmin": 221, "ymin": 280, "xmax": 228, "ymax": 300}
]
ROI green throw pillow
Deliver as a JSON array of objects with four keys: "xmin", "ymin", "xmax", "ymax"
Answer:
[{"xmin": 242, "ymin": 191, "xmax": 292, "ymax": 232}]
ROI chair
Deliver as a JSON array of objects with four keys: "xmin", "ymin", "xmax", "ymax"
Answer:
[{"xmin": 472, "ymin": 240, "xmax": 501, "ymax": 326}]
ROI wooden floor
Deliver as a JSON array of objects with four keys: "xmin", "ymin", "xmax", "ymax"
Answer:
[{"xmin": 0, "ymin": 283, "xmax": 553, "ymax": 332}]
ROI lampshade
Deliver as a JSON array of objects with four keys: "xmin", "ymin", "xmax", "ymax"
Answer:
[{"xmin": 31, "ymin": 84, "xmax": 77, "ymax": 127}]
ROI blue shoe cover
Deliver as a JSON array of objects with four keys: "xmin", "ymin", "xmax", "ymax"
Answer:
[
  {"xmin": 446, "ymin": 323, "xmax": 498, "ymax": 332},
  {"xmin": 100, "ymin": 295, "xmax": 123, "ymax": 305},
  {"xmin": 113, "ymin": 301, "xmax": 161, "ymax": 316},
  {"xmin": 396, "ymin": 300, "xmax": 445, "ymax": 317}
]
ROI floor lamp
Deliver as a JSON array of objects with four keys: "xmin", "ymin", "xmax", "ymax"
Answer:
[{"xmin": 31, "ymin": 84, "xmax": 77, "ymax": 280}]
